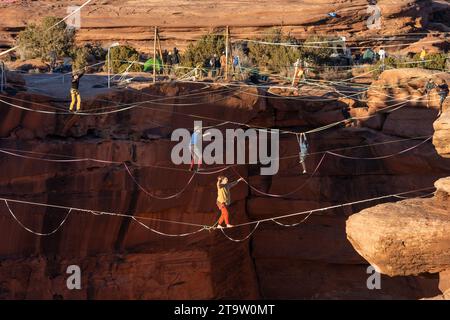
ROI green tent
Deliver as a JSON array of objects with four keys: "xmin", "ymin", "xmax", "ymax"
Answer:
[{"xmin": 144, "ymin": 58, "xmax": 162, "ymax": 72}]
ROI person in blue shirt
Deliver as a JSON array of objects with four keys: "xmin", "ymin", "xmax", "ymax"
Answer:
[
  {"xmin": 189, "ymin": 125, "xmax": 211, "ymax": 172},
  {"xmin": 233, "ymin": 55, "xmax": 240, "ymax": 74}
]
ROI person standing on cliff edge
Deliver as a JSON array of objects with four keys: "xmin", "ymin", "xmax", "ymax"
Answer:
[
  {"xmin": 216, "ymin": 175, "xmax": 244, "ymax": 229},
  {"xmin": 437, "ymin": 79, "xmax": 448, "ymax": 116},
  {"xmin": 69, "ymin": 68, "xmax": 85, "ymax": 113}
]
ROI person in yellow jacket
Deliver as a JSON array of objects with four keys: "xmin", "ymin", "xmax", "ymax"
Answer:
[
  {"xmin": 69, "ymin": 69, "xmax": 85, "ymax": 112},
  {"xmin": 216, "ymin": 175, "xmax": 244, "ymax": 229},
  {"xmin": 419, "ymin": 47, "xmax": 427, "ymax": 65}
]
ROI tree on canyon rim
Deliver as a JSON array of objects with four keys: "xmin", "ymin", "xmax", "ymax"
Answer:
[{"xmin": 16, "ymin": 16, "xmax": 75, "ymax": 62}]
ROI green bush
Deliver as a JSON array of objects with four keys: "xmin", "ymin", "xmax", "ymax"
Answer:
[
  {"xmin": 104, "ymin": 45, "xmax": 143, "ymax": 73},
  {"xmin": 298, "ymin": 36, "xmax": 335, "ymax": 65},
  {"xmin": 411, "ymin": 52, "xmax": 448, "ymax": 70},
  {"xmin": 71, "ymin": 46, "xmax": 89, "ymax": 71},
  {"xmin": 16, "ymin": 16, "xmax": 75, "ymax": 61},
  {"xmin": 84, "ymin": 43, "xmax": 107, "ymax": 61},
  {"xmin": 181, "ymin": 33, "xmax": 226, "ymax": 68},
  {"xmin": 247, "ymin": 28, "xmax": 300, "ymax": 75},
  {"xmin": 370, "ymin": 53, "xmax": 448, "ymax": 78}
]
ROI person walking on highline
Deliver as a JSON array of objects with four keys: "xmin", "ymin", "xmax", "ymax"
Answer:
[
  {"xmin": 69, "ymin": 68, "xmax": 85, "ymax": 112},
  {"xmin": 189, "ymin": 125, "xmax": 211, "ymax": 172},
  {"xmin": 216, "ymin": 175, "xmax": 244, "ymax": 229},
  {"xmin": 437, "ymin": 79, "xmax": 449, "ymax": 116}
]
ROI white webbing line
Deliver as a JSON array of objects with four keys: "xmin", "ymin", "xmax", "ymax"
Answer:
[
  {"xmin": 272, "ymin": 211, "xmax": 314, "ymax": 227},
  {"xmin": 4, "ymin": 200, "xmax": 72, "ymax": 236},
  {"xmin": 232, "ymin": 153, "xmax": 327, "ymax": 198},
  {"xmin": 123, "ymin": 163, "xmax": 197, "ymax": 200},
  {"xmin": 220, "ymin": 222, "xmax": 261, "ymax": 242},
  {"xmin": 0, "ymin": 186, "xmax": 436, "ymax": 239},
  {"xmin": 326, "ymin": 136, "xmax": 433, "ymax": 160},
  {"xmin": 131, "ymin": 217, "xmax": 207, "ymax": 237},
  {"xmin": 227, "ymin": 186, "xmax": 436, "ymax": 229}
]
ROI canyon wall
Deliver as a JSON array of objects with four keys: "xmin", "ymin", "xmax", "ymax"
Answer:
[
  {"xmin": 1, "ymin": 0, "xmax": 449, "ymax": 53},
  {"xmin": 0, "ymin": 66, "xmax": 449, "ymax": 299},
  {"xmin": 347, "ymin": 70, "xmax": 450, "ymax": 299}
]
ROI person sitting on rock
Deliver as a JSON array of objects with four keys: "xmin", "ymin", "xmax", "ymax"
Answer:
[
  {"xmin": 437, "ymin": 79, "xmax": 449, "ymax": 116},
  {"xmin": 69, "ymin": 68, "xmax": 85, "ymax": 113},
  {"xmin": 216, "ymin": 175, "xmax": 244, "ymax": 229}
]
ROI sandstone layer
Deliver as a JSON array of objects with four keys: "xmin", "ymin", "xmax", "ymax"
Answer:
[
  {"xmin": 0, "ymin": 0, "xmax": 449, "ymax": 53},
  {"xmin": 1, "ymin": 68, "xmax": 449, "ymax": 298}
]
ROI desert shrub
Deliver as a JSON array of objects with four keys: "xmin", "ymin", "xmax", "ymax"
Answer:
[
  {"xmin": 370, "ymin": 53, "xmax": 448, "ymax": 78},
  {"xmin": 298, "ymin": 36, "xmax": 336, "ymax": 65},
  {"xmin": 247, "ymin": 28, "xmax": 300, "ymax": 75},
  {"xmin": 411, "ymin": 52, "xmax": 448, "ymax": 70},
  {"xmin": 71, "ymin": 46, "xmax": 89, "ymax": 71},
  {"xmin": 182, "ymin": 33, "xmax": 226, "ymax": 68},
  {"xmin": 84, "ymin": 43, "xmax": 107, "ymax": 61},
  {"xmin": 16, "ymin": 16, "xmax": 75, "ymax": 61},
  {"xmin": 104, "ymin": 45, "xmax": 143, "ymax": 73}
]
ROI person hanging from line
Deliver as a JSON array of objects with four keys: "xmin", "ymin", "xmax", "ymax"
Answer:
[
  {"xmin": 420, "ymin": 78, "xmax": 436, "ymax": 108},
  {"xmin": 69, "ymin": 68, "xmax": 85, "ymax": 113},
  {"xmin": 297, "ymin": 133, "xmax": 309, "ymax": 174},
  {"xmin": 216, "ymin": 175, "xmax": 244, "ymax": 229},
  {"xmin": 189, "ymin": 125, "xmax": 211, "ymax": 172},
  {"xmin": 437, "ymin": 79, "xmax": 448, "ymax": 116}
]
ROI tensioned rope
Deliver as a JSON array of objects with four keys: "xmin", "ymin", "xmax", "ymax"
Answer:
[
  {"xmin": 0, "ymin": 186, "xmax": 436, "ymax": 240},
  {"xmin": 0, "ymin": 135, "xmax": 434, "ymax": 202},
  {"xmin": 0, "ymin": 134, "xmax": 432, "ymax": 171},
  {"xmin": 232, "ymin": 38, "xmax": 447, "ymax": 50},
  {"xmin": 1, "ymin": 82, "xmax": 440, "ymax": 136},
  {"xmin": 231, "ymin": 136, "xmax": 432, "ymax": 198},
  {"xmin": 226, "ymin": 186, "xmax": 436, "ymax": 229},
  {"xmin": 4, "ymin": 200, "xmax": 72, "ymax": 236}
]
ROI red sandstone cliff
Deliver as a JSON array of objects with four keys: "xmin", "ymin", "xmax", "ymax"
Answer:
[
  {"xmin": 1, "ymin": 65, "xmax": 449, "ymax": 298},
  {"xmin": 347, "ymin": 69, "xmax": 450, "ymax": 300}
]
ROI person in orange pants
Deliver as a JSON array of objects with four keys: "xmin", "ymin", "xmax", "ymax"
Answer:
[{"xmin": 216, "ymin": 175, "xmax": 244, "ymax": 229}]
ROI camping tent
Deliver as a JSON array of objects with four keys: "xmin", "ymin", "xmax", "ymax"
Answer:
[{"xmin": 144, "ymin": 58, "xmax": 163, "ymax": 72}]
